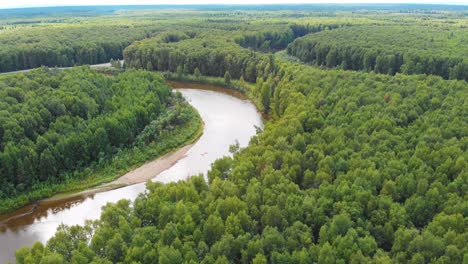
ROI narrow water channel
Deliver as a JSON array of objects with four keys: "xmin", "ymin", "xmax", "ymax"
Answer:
[{"xmin": 0, "ymin": 84, "xmax": 263, "ymax": 263}]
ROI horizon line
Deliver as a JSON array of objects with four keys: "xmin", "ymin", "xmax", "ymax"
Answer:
[{"xmin": 1, "ymin": 2, "xmax": 467, "ymax": 10}]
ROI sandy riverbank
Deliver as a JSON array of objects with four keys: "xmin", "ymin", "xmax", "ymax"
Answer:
[
  {"xmin": 41, "ymin": 141, "xmax": 197, "ymax": 203},
  {"xmin": 106, "ymin": 143, "xmax": 195, "ymax": 186}
]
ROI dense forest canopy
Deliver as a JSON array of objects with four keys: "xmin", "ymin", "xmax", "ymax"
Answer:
[
  {"xmin": 287, "ymin": 25, "xmax": 468, "ymax": 80},
  {"xmin": 0, "ymin": 67, "xmax": 200, "ymax": 212},
  {"xmin": 124, "ymin": 31, "xmax": 276, "ymax": 83},
  {"xmin": 0, "ymin": 4, "xmax": 466, "ymax": 264},
  {"xmin": 1, "ymin": 4, "xmax": 466, "ymax": 73},
  {"xmin": 16, "ymin": 46, "xmax": 468, "ymax": 264},
  {"xmin": 0, "ymin": 22, "xmax": 166, "ymax": 72}
]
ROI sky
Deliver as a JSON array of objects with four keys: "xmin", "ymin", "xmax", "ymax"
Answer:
[{"xmin": 0, "ymin": 0, "xmax": 466, "ymax": 9}]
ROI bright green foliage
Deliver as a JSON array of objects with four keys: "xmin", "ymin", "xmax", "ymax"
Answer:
[
  {"xmin": 124, "ymin": 32, "xmax": 274, "ymax": 82},
  {"xmin": 0, "ymin": 67, "xmax": 199, "ymax": 212},
  {"xmin": 17, "ymin": 49, "xmax": 468, "ymax": 263},
  {"xmin": 5, "ymin": 5, "xmax": 468, "ymax": 264},
  {"xmin": 0, "ymin": 22, "xmax": 166, "ymax": 73},
  {"xmin": 234, "ymin": 20, "xmax": 356, "ymax": 51},
  {"xmin": 288, "ymin": 25, "xmax": 468, "ymax": 80}
]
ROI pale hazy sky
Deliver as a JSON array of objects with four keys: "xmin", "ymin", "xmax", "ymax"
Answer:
[{"xmin": 0, "ymin": 0, "xmax": 466, "ymax": 9}]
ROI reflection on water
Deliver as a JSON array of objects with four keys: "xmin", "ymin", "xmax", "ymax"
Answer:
[
  {"xmin": 0, "ymin": 195, "xmax": 91, "ymax": 233},
  {"xmin": 0, "ymin": 84, "xmax": 263, "ymax": 263}
]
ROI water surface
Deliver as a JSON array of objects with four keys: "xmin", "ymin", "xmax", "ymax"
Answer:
[{"xmin": 0, "ymin": 85, "xmax": 263, "ymax": 263}]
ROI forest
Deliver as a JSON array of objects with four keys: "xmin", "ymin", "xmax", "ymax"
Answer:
[
  {"xmin": 287, "ymin": 25, "xmax": 468, "ymax": 81},
  {"xmin": 0, "ymin": 22, "xmax": 165, "ymax": 72},
  {"xmin": 124, "ymin": 31, "xmax": 276, "ymax": 83},
  {"xmin": 15, "ymin": 44, "xmax": 468, "ymax": 264},
  {"xmin": 0, "ymin": 67, "xmax": 200, "ymax": 212},
  {"xmin": 0, "ymin": 4, "xmax": 466, "ymax": 264}
]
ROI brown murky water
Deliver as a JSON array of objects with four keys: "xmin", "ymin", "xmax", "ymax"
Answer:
[{"xmin": 0, "ymin": 84, "xmax": 263, "ymax": 263}]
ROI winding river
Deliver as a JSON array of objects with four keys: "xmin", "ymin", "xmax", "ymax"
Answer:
[{"xmin": 0, "ymin": 83, "xmax": 263, "ymax": 263}]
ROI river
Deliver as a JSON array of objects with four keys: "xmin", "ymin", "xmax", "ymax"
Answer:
[{"xmin": 0, "ymin": 83, "xmax": 263, "ymax": 263}]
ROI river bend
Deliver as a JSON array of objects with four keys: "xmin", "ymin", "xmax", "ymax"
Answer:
[{"xmin": 0, "ymin": 85, "xmax": 263, "ymax": 263}]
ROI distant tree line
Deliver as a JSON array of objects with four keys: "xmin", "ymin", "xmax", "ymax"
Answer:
[
  {"xmin": 235, "ymin": 23, "xmax": 344, "ymax": 52},
  {"xmin": 0, "ymin": 24, "xmax": 164, "ymax": 72},
  {"xmin": 287, "ymin": 25, "xmax": 468, "ymax": 81}
]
